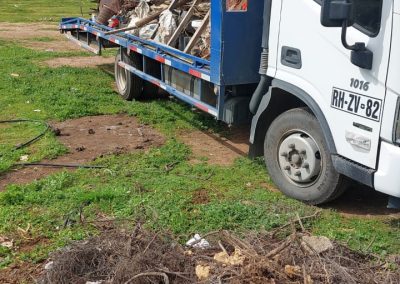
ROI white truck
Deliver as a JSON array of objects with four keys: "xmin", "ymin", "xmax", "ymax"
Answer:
[{"xmin": 61, "ymin": 0, "xmax": 400, "ymax": 208}]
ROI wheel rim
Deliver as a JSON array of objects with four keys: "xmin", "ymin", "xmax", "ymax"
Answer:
[
  {"xmin": 277, "ymin": 130, "xmax": 322, "ymax": 187},
  {"xmin": 116, "ymin": 58, "xmax": 128, "ymax": 94}
]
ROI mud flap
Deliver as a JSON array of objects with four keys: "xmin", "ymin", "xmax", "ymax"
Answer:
[{"xmin": 387, "ymin": 196, "xmax": 400, "ymax": 209}]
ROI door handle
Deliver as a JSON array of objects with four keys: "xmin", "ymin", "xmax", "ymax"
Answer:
[{"xmin": 281, "ymin": 46, "xmax": 302, "ymax": 69}]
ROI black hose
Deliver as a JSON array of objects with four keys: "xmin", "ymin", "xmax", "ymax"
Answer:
[
  {"xmin": 249, "ymin": 0, "xmax": 273, "ymax": 115},
  {"xmin": 249, "ymin": 75, "xmax": 271, "ymax": 114},
  {"xmin": 0, "ymin": 119, "xmax": 50, "ymax": 150},
  {"xmin": 261, "ymin": 0, "xmax": 272, "ymax": 50},
  {"xmin": 16, "ymin": 163, "xmax": 106, "ymax": 169},
  {"xmin": 1, "ymin": 119, "xmax": 106, "ymax": 170}
]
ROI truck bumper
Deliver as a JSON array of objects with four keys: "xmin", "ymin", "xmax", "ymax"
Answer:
[{"xmin": 374, "ymin": 141, "xmax": 400, "ymax": 198}]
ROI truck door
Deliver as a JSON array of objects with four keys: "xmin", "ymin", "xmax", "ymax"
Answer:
[{"xmin": 274, "ymin": 0, "xmax": 391, "ymax": 169}]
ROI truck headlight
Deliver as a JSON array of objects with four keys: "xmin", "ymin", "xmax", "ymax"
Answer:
[{"xmin": 395, "ymin": 98, "xmax": 400, "ymax": 145}]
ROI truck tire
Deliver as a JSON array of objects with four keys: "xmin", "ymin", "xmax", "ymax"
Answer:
[
  {"xmin": 264, "ymin": 108, "xmax": 347, "ymax": 205},
  {"xmin": 115, "ymin": 50, "xmax": 143, "ymax": 101}
]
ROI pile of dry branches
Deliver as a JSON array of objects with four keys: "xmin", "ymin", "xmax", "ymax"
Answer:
[{"xmin": 41, "ymin": 221, "xmax": 399, "ymax": 284}]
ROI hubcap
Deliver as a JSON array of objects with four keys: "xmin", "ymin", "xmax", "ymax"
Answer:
[{"xmin": 278, "ymin": 132, "xmax": 322, "ymax": 186}]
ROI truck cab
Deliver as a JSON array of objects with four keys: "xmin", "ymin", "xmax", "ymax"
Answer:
[{"xmin": 250, "ymin": 0, "xmax": 400, "ymax": 205}]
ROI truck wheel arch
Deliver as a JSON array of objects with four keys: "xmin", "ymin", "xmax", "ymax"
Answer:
[{"xmin": 249, "ymin": 79, "xmax": 337, "ymax": 158}]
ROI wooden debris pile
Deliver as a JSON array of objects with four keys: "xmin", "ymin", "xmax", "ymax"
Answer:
[
  {"xmin": 96, "ymin": 0, "xmax": 211, "ymax": 59},
  {"xmin": 41, "ymin": 217, "xmax": 400, "ymax": 283}
]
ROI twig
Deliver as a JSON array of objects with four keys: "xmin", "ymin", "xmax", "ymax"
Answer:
[
  {"xmin": 265, "ymin": 234, "xmax": 296, "ymax": 258},
  {"xmin": 265, "ymin": 236, "xmax": 292, "ymax": 258},
  {"xmin": 124, "ymin": 272, "xmax": 169, "ymax": 284},
  {"xmin": 216, "ymin": 270, "xmax": 239, "ymax": 284},
  {"xmin": 156, "ymin": 268, "xmax": 192, "ymax": 282},
  {"xmin": 302, "ymin": 264, "xmax": 307, "ymax": 284},
  {"xmin": 296, "ymin": 212, "xmax": 305, "ymax": 232},
  {"xmin": 364, "ymin": 235, "xmax": 376, "ymax": 253},
  {"xmin": 129, "ymin": 223, "xmax": 142, "ymax": 257},
  {"xmin": 271, "ymin": 210, "xmax": 322, "ymax": 237},
  {"xmin": 143, "ymin": 233, "xmax": 158, "ymax": 255},
  {"xmin": 322, "ymin": 263, "xmax": 330, "ymax": 284},
  {"xmin": 328, "ymin": 260, "xmax": 357, "ymax": 284},
  {"xmin": 218, "ymin": 241, "xmax": 228, "ymax": 255},
  {"xmin": 221, "ymin": 230, "xmax": 255, "ymax": 254},
  {"xmin": 165, "ymin": 161, "xmax": 179, "ymax": 172}
]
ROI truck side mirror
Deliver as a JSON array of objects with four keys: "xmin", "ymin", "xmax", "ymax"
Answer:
[
  {"xmin": 321, "ymin": 0, "xmax": 353, "ymax": 27},
  {"xmin": 320, "ymin": 0, "xmax": 373, "ymax": 70}
]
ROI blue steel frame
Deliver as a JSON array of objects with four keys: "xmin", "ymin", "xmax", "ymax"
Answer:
[
  {"xmin": 60, "ymin": 0, "xmax": 265, "ymax": 120},
  {"xmin": 60, "ymin": 18, "xmax": 220, "ymax": 118}
]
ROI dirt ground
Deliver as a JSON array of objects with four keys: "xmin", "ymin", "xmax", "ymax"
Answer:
[
  {"xmin": 179, "ymin": 126, "xmax": 249, "ymax": 166},
  {"xmin": 0, "ymin": 23, "xmax": 115, "ymax": 70},
  {"xmin": 43, "ymin": 56, "xmax": 115, "ymax": 68},
  {"xmin": 0, "ymin": 114, "xmax": 164, "ymax": 191},
  {"xmin": 0, "ymin": 23, "xmax": 57, "ymax": 40},
  {"xmin": 0, "ymin": 23, "xmax": 83, "ymax": 52}
]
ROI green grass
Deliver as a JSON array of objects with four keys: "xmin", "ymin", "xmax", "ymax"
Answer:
[
  {"xmin": 0, "ymin": 0, "xmax": 94, "ymax": 23},
  {"xmin": 0, "ymin": 41, "xmax": 217, "ymax": 174},
  {"xmin": 0, "ymin": 140, "xmax": 399, "ymax": 267},
  {"xmin": 31, "ymin": 37, "xmax": 56, "ymax": 42},
  {"xmin": 0, "ymin": 21, "xmax": 398, "ymax": 270}
]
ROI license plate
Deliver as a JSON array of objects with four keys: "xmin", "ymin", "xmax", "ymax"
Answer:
[{"xmin": 331, "ymin": 87, "xmax": 382, "ymax": 122}]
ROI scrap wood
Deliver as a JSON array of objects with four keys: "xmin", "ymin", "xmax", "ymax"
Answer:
[
  {"xmin": 105, "ymin": 9, "xmax": 164, "ymax": 34},
  {"xmin": 167, "ymin": 0, "xmax": 202, "ymax": 46},
  {"xmin": 183, "ymin": 9, "xmax": 210, "ymax": 53},
  {"xmin": 105, "ymin": 0, "xmax": 192, "ymax": 35}
]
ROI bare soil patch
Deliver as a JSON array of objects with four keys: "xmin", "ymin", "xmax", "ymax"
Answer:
[
  {"xmin": 0, "ymin": 261, "xmax": 43, "ymax": 284},
  {"xmin": 0, "ymin": 22, "xmax": 84, "ymax": 52},
  {"xmin": 43, "ymin": 56, "xmax": 114, "ymax": 68},
  {"xmin": 179, "ymin": 126, "xmax": 249, "ymax": 166},
  {"xmin": 327, "ymin": 185, "xmax": 400, "ymax": 218},
  {"xmin": 0, "ymin": 23, "xmax": 114, "ymax": 69},
  {"xmin": 0, "ymin": 23, "xmax": 57, "ymax": 40},
  {"xmin": 22, "ymin": 40, "xmax": 83, "ymax": 52},
  {"xmin": 0, "ymin": 115, "xmax": 164, "ymax": 190},
  {"xmin": 40, "ymin": 225, "xmax": 400, "ymax": 284},
  {"xmin": 192, "ymin": 188, "xmax": 210, "ymax": 205}
]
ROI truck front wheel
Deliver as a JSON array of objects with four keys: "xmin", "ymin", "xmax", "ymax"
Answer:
[
  {"xmin": 264, "ymin": 108, "xmax": 347, "ymax": 205},
  {"xmin": 115, "ymin": 50, "xmax": 143, "ymax": 101}
]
